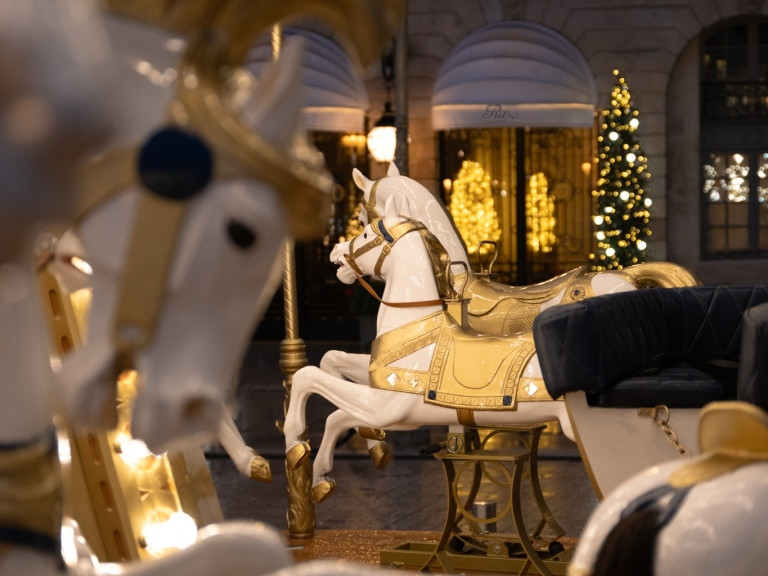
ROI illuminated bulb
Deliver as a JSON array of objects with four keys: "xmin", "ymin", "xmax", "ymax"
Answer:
[
  {"xmin": 637, "ymin": 240, "xmax": 647, "ymax": 250},
  {"xmin": 644, "ymin": 198, "xmax": 652, "ymax": 207},
  {"xmin": 626, "ymin": 152, "xmax": 636, "ymax": 163},
  {"xmin": 141, "ymin": 512, "xmax": 198, "ymax": 557},
  {"xmin": 596, "ymin": 232, "xmax": 605, "ymax": 240},
  {"xmin": 606, "ymin": 247, "xmax": 616, "ymax": 257},
  {"xmin": 68, "ymin": 256, "xmax": 93, "ymax": 276},
  {"xmin": 608, "ymin": 131, "xmax": 618, "ymax": 141},
  {"xmin": 114, "ymin": 432, "xmax": 161, "ymax": 469},
  {"xmin": 619, "ymin": 191, "xmax": 630, "ymax": 201},
  {"xmin": 629, "ymin": 118, "xmax": 639, "ymax": 129},
  {"xmin": 594, "ymin": 215, "xmax": 604, "ymax": 225}
]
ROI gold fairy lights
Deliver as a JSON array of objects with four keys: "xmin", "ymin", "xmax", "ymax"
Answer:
[
  {"xmin": 590, "ymin": 69, "xmax": 651, "ymax": 271},
  {"xmin": 527, "ymin": 173, "xmax": 556, "ymax": 253},
  {"xmin": 448, "ymin": 160, "xmax": 501, "ymax": 255}
]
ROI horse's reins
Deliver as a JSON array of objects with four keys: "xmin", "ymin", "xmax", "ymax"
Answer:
[{"xmin": 345, "ymin": 218, "xmax": 445, "ymax": 309}]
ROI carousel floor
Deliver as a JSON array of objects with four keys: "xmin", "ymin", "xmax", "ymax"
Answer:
[{"xmin": 207, "ymin": 340, "xmax": 597, "ymax": 570}]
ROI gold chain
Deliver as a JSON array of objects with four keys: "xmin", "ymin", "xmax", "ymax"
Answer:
[{"xmin": 640, "ymin": 405, "xmax": 691, "ymax": 459}]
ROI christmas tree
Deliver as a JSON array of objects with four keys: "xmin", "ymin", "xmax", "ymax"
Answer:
[
  {"xmin": 590, "ymin": 70, "xmax": 652, "ymax": 271},
  {"xmin": 448, "ymin": 160, "xmax": 501, "ymax": 255}
]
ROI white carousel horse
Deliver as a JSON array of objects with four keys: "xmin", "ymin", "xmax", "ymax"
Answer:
[
  {"xmin": 283, "ymin": 196, "xmax": 579, "ymax": 503},
  {"xmin": 0, "ymin": 0, "xmax": 405, "ymax": 574},
  {"xmin": 568, "ymin": 401, "xmax": 768, "ymax": 576}
]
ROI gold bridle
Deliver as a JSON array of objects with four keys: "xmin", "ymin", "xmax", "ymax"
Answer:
[{"xmin": 345, "ymin": 217, "xmax": 453, "ymax": 308}]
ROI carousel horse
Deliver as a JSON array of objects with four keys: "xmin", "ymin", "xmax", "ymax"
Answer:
[
  {"xmin": 568, "ymin": 401, "xmax": 768, "ymax": 576},
  {"xmin": 319, "ymin": 163, "xmax": 698, "ymax": 405},
  {"xmin": 283, "ymin": 196, "xmax": 580, "ymax": 503},
  {"xmin": 0, "ymin": 0, "xmax": 405, "ymax": 574}
]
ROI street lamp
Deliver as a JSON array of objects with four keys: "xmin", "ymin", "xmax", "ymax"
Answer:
[
  {"xmin": 367, "ymin": 43, "xmax": 396, "ymax": 163},
  {"xmin": 367, "ymin": 101, "xmax": 396, "ymax": 162}
]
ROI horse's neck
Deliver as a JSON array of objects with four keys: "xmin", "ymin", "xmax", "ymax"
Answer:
[
  {"xmin": 0, "ymin": 261, "xmax": 54, "ymax": 443},
  {"xmin": 381, "ymin": 177, "xmax": 469, "ymax": 266},
  {"xmin": 375, "ymin": 242, "xmax": 443, "ymax": 371}
]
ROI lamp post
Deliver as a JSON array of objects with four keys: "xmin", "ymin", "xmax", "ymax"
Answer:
[{"xmin": 272, "ymin": 23, "xmax": 315, "ymax": 540}]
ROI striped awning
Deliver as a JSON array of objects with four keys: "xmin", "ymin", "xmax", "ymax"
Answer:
[{"xmin": 247, "ymin": 28, "xmax": 369, "ymax": 133}]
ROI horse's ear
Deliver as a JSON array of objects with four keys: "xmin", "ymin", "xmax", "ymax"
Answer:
[
  {"xmin": 246, "ymin": 36, "xmax": 305, "ymax": 150},
  {"xmin": 400, "ymin": 196, "xmax": 413, "ymax": 218},
  {"xmin": 352, "ymin": 168, "xmax": 370, "ymax": 192},
  {"xmin": 384, "ymin": 194, "xmax": 398, "ymax": 218},
  {"xmin": 386, "ymin": 162, "xmax": 400, "ymax": 177}
]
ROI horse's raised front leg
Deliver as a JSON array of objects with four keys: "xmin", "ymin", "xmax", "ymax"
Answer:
[
  {"xmin": 217, "ymin": 405, "xmax": 271, "ymax": 483},
  {"xmin": 311, "ymin": 409, "xmax": 392, "ymax": 503},
  {"xmin": 319, "ymin": 350, "xmax": 370, "ymax": 383},
  {"xmin": 284, "ymin": 366, "xmax": 412, "ymax": 470}
]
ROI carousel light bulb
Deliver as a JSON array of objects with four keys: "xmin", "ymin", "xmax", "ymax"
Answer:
[
  {"xmin": 114, "ymin": 432, "xmax": 161, "ymax": 469},
  {"xmin": 141, "ymin": 511, "xmax": 198, "ymax": 557}
]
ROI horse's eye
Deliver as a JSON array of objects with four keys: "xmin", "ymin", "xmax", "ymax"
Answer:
[
  {"xmin": 226, "ymin": 219, "xmax": 257, "ymax": 250},
  {"xmin": 363, "ymin": 232, "xmax": 368, "ymax": 239}
]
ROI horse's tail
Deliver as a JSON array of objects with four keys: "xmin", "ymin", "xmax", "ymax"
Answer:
[
  {"xmin": 592, "ymin": 508, "xmax": 660, "ymax": 576},
  {"xmin": 620, "ymin": 261, "xmax": 702, "ymax": 289}
]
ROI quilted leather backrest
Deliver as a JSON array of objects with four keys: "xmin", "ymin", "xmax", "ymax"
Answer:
[
  {"xmin": 532, "ymin": 285, "xmax": 768, "ymax": 399},
  {"xmin": 739, "ymin": 303, "xmax": 768, "ymax": 410}
]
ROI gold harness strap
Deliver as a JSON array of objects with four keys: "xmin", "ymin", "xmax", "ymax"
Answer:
[{"xmin": 345, "ymin": 218, "xmax": 446, "ymax": 308}]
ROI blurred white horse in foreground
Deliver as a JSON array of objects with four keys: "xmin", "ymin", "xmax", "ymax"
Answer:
[{"xmin": 0, "ymin": 0, "xmax": 404, "ymax": 574}]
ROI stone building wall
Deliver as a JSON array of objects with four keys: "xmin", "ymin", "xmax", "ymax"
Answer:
[{"xmin": 364, "ymin": 0, "xmax": 768, "ymax": 283}]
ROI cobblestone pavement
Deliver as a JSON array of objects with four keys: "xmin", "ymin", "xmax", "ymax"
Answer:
[{"xmin": 208, "ymin": 341, "xmax": 599, "ymax": 539}]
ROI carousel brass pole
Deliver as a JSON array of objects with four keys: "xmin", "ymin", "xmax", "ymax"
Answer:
[{"xmin": 272, "ymin": 24, "xmax": 315, "ymax": 539}]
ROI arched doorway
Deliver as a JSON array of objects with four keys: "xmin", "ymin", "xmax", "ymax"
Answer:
[{"xmin": 432, "ymin": 21, "xmax": 598, "ymax": 283}]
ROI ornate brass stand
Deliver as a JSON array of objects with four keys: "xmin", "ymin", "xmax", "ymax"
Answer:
[{"xmin": 381, "ymin": 425, "xmax": 570, "ymax": 575}]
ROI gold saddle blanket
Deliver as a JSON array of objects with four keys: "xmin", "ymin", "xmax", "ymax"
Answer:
[{"xmin": 369, "ymin": 311, "xmax": 550, "ymax": 410}]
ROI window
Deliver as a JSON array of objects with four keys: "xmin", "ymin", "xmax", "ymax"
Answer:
[{"xmin": 701, "ymin": 21, "xmax": 768, "ymax": 258}]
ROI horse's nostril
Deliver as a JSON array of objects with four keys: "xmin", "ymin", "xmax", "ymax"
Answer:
[{"xmin": 181, "ymin": 397, "xmax": 217, "ymax": 426}]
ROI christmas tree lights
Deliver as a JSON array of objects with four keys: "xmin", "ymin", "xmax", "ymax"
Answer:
[
  {"xmin": 590, "ymin": 69, "xmax": 652, "ymax": 271},
  {"xmin": 448, "ymin": 160, "xmax": 501, "ymax": 254}
]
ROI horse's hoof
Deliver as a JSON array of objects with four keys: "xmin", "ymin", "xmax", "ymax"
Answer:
[
  {"xmin": 369, "ymin": 441, "xmax": 391, "ymax": 470},
  {"xmin": 249, "ymin": 450, "xmax": 273, "ymax": 483},
  {"xmin": 312, "ymin": 478, "xmax": 336, "ymax": 503},
  {"xmin": 359, "ymin": 427, "xmax": 387, "ymax": 441},
  {"xmin": 286, "ymin": 441, "xmax": 310, "ymax": 469}
]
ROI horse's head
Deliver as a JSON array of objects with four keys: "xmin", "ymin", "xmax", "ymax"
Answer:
[
  {"xmin": 53, "ymin": 0, "xmax": 408, "ymax": 453},
  {"xmin": 352, "ymin": 163, "xmax": 470, "ymax": 266},
  {"xmin": 335, "ymin": 196, "xmax": 453, "ymax": 299}
]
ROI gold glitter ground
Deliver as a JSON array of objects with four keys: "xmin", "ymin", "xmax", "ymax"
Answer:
[
  {"xmin": 288, "ymin": 530, "xmax": 579, "ymax": 572},
  {"xmin": 288, "ymin": 530, "xmax": 441, "ymax": 565}
]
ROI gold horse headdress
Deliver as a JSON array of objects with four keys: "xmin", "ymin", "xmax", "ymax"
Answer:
[{"xmin": 90, "ymin": 0, "xmax": 405, "ymax": 239}]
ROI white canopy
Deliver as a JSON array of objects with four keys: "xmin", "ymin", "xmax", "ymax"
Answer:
[
  {"xmin": 247, "ymin": 29, "xmax": 369, "ymax": 133},
  {"xmin": 432, "ymin": 21, "xmax": 597, "ymax": 130}
]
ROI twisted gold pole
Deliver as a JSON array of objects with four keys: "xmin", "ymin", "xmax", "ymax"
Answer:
[{"xmin": 273, "ymin": 24, "xmax": 315, "ymax": 539}]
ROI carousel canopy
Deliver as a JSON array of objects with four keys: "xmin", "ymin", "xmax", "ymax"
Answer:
[
  {"xmin": 432, "ymin": 21, "xmax": 597, "ymax": 130},
  {"xmin": 247, "ymin": 28, "xmax": 369, "ymax": 133}
]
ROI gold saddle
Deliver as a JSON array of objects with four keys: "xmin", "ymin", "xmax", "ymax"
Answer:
[{"xmin": 370, "ymin": 311, "xmax": 550, "ymax": 411}]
